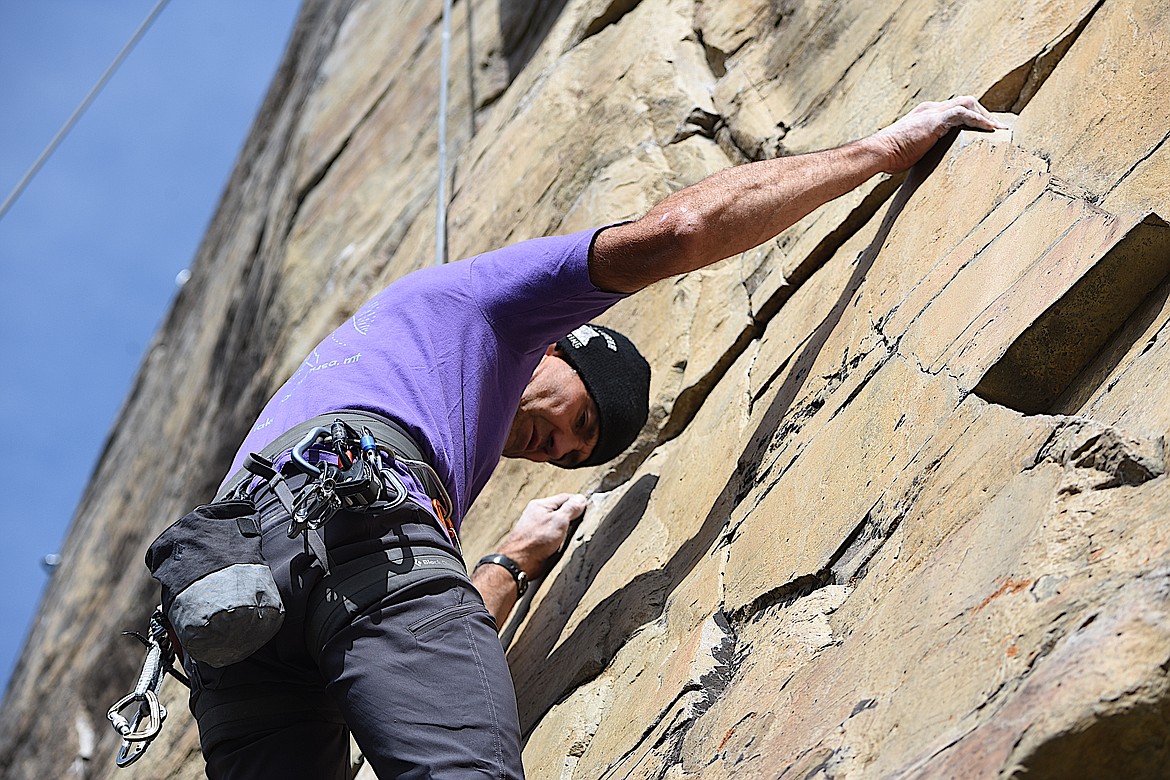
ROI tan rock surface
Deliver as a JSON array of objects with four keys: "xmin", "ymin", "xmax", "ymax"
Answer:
[
  {"xmin": 1013, "ymin": 0, "xmax": 1170, "ymax": 210},
  {"xmin": 2, "ymin": 1, "xmax": 1168, "ymax": 779}
]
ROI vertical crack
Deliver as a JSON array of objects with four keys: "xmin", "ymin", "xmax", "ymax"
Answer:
[
  {"xmin": 596, "ymin": 612, "xmax": 740, "ymax": 779},
  {"xmin": 980, "ymin": 0, "xmax": 1105, "ymax": 113},
  {"xmin": 651, "ymin": 172, "xmax": 903, "ymax": 451}
]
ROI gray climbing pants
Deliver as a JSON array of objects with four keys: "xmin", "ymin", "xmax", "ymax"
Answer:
[{"xmin": 186, "ymin": 475, "xmax": 525, "ymax": 779}]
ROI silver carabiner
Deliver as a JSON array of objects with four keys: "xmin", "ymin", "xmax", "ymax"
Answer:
[
  {"xmin": 107, "ymin": 607, "xmax": 186, "ymax": 768},
  {"xmin": 288, "ymin": 469, "xmax": 342, "ymax": 538},
  {"xmin": 116, "ymin": 735, "xmax": 149, "ymax": 767},
  {"xmin": 108, "ymin": 689, "xmax": 166, "ymax": 741},
  {"xmin": 377, "ymin": 464, "xmax": 408, "ymax": 511},
  {"xmin": 108, "ymin": 688, "xmax": 167, "ymax": 767}
]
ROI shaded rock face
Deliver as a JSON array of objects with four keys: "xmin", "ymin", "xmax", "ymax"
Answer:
[{"xmin": 2, "ymin": 0, "xmax": 1168, "ymax": 777}]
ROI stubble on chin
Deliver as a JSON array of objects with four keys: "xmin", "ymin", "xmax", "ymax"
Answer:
[{"xmin": 502, "ymin": 413, "xmax": 526, "ymax": 457}]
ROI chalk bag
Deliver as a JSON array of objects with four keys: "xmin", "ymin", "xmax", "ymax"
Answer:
[{"xmin": 145, "ymin": 499, "xmax": 285, "ymax": 668}]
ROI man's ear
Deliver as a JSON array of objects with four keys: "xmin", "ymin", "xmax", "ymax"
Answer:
[{"xmin": 545, "ymin": 343, "xmax": 560, "ymax": 357}]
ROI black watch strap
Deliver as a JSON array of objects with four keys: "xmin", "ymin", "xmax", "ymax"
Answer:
[{"xmin": 476, "ymin": 553, "xmax": 529, "ymax": 596}]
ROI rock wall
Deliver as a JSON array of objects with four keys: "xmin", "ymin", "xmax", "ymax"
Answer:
[{"xmin": 2, "ymin": 0, "xmax": 1167, "ymax": 777}]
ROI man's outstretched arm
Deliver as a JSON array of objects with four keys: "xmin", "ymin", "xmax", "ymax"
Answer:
[{"xmin": 589, "ymin": 97, "xmax": 1003, "ymax": 294}]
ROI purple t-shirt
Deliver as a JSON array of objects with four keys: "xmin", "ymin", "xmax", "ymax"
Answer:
[{"xmin": 225, "ymin": 227, "xmax": 626, "ymax": 528}]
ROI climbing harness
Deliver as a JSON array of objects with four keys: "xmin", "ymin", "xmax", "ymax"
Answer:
[
  {"xmin": 107, "ymin": 607, "xmax": 188, "ymax": 767},
  {"xmin": 112, "ymin": 410, "xmax": 458, "ymax": 767}
]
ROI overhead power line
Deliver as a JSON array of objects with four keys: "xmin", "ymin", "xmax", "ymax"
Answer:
[{"xmin": 0, "ymin": 0, "xmax": 172, "ymax": 223}]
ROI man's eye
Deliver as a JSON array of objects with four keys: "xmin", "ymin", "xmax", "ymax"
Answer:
[{"xmin": 576, "ymin": 411, "xmax": 587, "ymax": 432}]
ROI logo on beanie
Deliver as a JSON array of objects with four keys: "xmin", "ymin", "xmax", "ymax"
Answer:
[{"xmin": 567, "ymin": 325, "xmax": 617, "ymax": 352}]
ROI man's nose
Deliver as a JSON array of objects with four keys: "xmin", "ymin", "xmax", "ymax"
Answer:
[{"xmin": 546, "ymin": 431, "xmax": 575, "ymax": 459}]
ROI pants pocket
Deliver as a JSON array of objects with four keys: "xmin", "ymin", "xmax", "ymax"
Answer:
[{"xmin": 407, "ymin": 597, "xmax": 485, "ymax": 639}]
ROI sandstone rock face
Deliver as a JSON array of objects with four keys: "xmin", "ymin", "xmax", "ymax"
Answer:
[{"xmin": 2, "ymin": 0, "xmax": 1168, "ymax": 778}]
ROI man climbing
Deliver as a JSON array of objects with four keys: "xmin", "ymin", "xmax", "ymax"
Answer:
[{"xmin": 182, "ymin": 97, "xmax": 1001, "ymax": 778}]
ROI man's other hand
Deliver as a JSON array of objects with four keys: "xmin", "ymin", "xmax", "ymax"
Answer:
[
  {"xmin": 869, "ymin": 96, "xmax": 1004, "ymax": 174},
  {"xmin": 500, "ymin": 493, "xmax": 588, "ymax": 579},
  {"xmin": 473, "ymin": 494, "xmax": 587, "ymax": 628}
]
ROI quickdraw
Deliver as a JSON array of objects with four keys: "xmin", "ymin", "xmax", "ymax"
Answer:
[{"xmin": 106, "ymin": 607, "xmax": 188, "ymax": 767}]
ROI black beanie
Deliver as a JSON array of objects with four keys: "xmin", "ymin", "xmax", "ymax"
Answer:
[{"xmin": 555, "ymin": 324, "xmax": 651, "ymax": 468}]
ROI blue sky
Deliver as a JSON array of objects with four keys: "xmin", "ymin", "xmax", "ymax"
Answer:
[{"xmin": 0, "ymin": 0, "xmax": 302, "ymax": 699}]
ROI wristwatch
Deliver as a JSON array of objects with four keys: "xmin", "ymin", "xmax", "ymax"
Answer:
[{"xmin": 476, "ymin": 553, "xmax": 529, "ymax": 596}]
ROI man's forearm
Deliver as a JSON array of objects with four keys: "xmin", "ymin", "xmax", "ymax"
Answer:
[
  {"xmin": 471, "ymin": 494, "xmax": 587, "ymax": 630},
  {"xmin": 591, "ymin": 138, "xmax": 887, "ymax": 293},
  {"xmin": 472, "ymin": 563, "xmax": 521, "ymax": 627},
  {"xmin": 589, "ymin": 97, "xmax": 1002, "ymax": 294}
]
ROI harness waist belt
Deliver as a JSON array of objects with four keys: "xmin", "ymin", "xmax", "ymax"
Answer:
[{"xmin": 215, "ymin": 410, "xmax": 434, "ymax": 503}]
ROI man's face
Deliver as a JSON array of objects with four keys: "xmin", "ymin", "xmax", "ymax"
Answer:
[{"xmin": 503, "ymin": 345, "xmax": 600, "ymax": 467}]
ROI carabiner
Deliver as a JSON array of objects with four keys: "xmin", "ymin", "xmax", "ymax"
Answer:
[
  {"xmin": 291, "ymin": 426, "xmax": 332, "ymax": 476},
  {"xmin": 109, "ymin": 690, "xmax": 166, "ymax": 767},
  {"xmin": 116, "ymin": 735, "xmax": 149, "ymax": 768},
  {"xmin": 108, "ymin": 689, "xmax": 165, "ymax": 741},
  {"xmin": 378, "ymin": 465, "xmax": 408, "ymax": 511}
]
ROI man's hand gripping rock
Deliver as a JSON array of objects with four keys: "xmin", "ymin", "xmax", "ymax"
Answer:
[
  {"xmin": 869, "ymin": 96, "xmax": 1004, "ymax": 174},
  {"xmin": 472, "ymin": 493, "xmax": 588, "ymax": 627}
]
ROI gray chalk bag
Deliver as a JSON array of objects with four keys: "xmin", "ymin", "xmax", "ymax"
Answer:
[{"xmin": 146, "ymin": 499, "xmax": 285, "ymax": 668}]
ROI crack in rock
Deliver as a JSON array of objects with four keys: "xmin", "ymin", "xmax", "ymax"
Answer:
[
  {"xmin": 598, "ymin": 611, "xmax": 740, "ymax": 779},
  {"xmin": 287, "ymin": 135, "xmax": 353, "ymax": 237},
  {"xmin": 727, "ymin": 570, "xmax": 836, "ymax": 628},
  {"xmin": 667, "ymin": 106, "xmax": 723, "ymax": 146},
  {"xmin": 980, "ymin": 0, "xmax": 1105, "ymax": 114},
  {"xmin": 1108, "ymin": 129, "xmax": 1170, "ymax": 198},
  {"xmin": 579, "ymin": 0, "xmax": 643, "ymax": 43}
]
